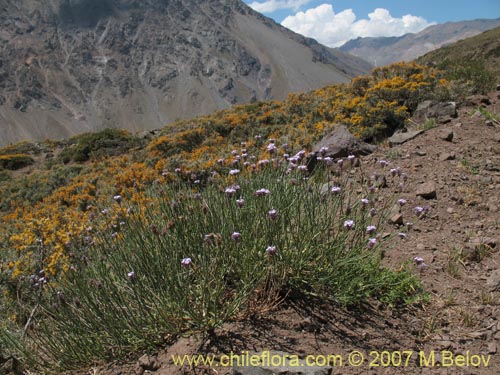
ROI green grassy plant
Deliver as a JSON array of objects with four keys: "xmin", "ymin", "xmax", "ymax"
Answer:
[{"xmin": 1, "ymin": 146, "xmax": 423, "ymax": 370}]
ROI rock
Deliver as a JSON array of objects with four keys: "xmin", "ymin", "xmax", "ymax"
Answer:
[
  {"xmin": 487, "ymin": 342, "xmax": 497, "ymax": 354},
  {"xmin": 233, "ymin": 351, "xmax": 332, "ymax": 375},
  {"xmin": 389, "ymin": 213, "xmax": 404, "ymax": 225},
  {"xmin": 416, "ymin": 182, "xmax": 437, "ymax": 199},
  {"xmin": 1, "ymin": 357, "xmax": 22, "ymax": 375},
  {"xmin": 439, "ymin": 128, "xmax": 454, "ymax": 142},
  {"xmin": 311, "ymin": 125, "xmax": 376, "ymax": 159},
  {"xmin": 439, "ymin": 152, "xmax": 456, "ymax": 161},
  {"xmin": 412, "ymin": 100, "xmax": 457, "ymax": 123},
  {"xmin": 388, "ymin": 130, "xmax": 424, "ymax": 146},
  {"xmin": 415, "ymin": 150, "xmax": 427, "ymax": 156},
  {"xmin": 486, "ymin": 270, "xmax": 500, "ymax": 292},
  {"xmin": 137, "ymin": 354, "xmax": 161, "ymax": 371}
]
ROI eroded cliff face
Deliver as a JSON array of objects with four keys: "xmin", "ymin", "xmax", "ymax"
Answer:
[{"xmin": 0, "ymin": 0, "xmax": 371, "ymax": 146}]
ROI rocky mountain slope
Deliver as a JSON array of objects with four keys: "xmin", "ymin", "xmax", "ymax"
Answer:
[
  {"xmin": 340, "ymin": 18, "xmax": 500, "ymax": 66},
  {"xmin": 0, "ymin": 0, "xmax": 371, "ymax": 147}
]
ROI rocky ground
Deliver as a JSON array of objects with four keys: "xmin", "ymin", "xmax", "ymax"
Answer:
[{"xmin": 44, "ymin": 90, "xmax": 499, "ymax": 375}]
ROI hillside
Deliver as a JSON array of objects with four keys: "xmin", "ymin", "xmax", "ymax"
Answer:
[
  {"xmin": 418, "ymin": 26, "xmax": 500, "ymax": 81},
  {"xmin": 340, "ymin": 18, "xmax": 500, "ymax": 66},
  {"xmin": 0, "ymin": 0, "xmax": 371, "ymax": 147},
  {"xmin": 0, "ymin": 44, "xmax": 499, "ymax": 373}
]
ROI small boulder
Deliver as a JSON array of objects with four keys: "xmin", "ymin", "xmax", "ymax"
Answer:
[
  {"xmin": 388, "ymin": 130, "xmax": 424, "ymax": 146},
  {"xmin": 137, "ymin": 354, "xmax": 161, "ymax": 372},
  {"xmin": 439, "ymin": 128, "xmax": 454, "ymax": 142},
  {"xmin": 486, "ymin": 269, "xmax": 500, "ymax": 292},
  {"xmin": 415, "ymin": 182, "xmax": 437, "ymax": 199},
  {"xmin": 308, "ymin": 125, "xmax": 376, "ymax": 171},
  {"xmin": 439, "ymin": 152, "xmax": 455, "ymax": 161},
  {"xmin": 412, "ymin": 100, "xmax": 457, "ymax": 123},
  {"xmin": 312, "ymin": 125, "xmax": 376, "ymax": 159}
]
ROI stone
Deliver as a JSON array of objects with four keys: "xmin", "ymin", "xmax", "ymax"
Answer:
[
  {"xmin": 439, "ymin": 128, "xmax": 454, "ymax": 142},
  {"xmin": 137, "ymin": 354, "xmax": 161, "ymax": 371},
  {"xmin": 389, "ymin": 213, "xmax": 404, "ymax": 225},
  {"xmin": 487, "ymin": 342, "xmax": 497, "ymax": 354},
  {"xmin": 412, "ymin": 100, "xmax": 457, "ymax": 122},
  {"xmin": 415, "ymin": 150, "xmax": 427, "ymax": 156},
  {"xmin": 416, "ymin": 182, "xmax": 437, "ymax": 199},
  {"xmin": 486, "ymin": 270, "xmax": 500, "ymax": 292},
  {"xmin": 439, "ymin": 152, "xmax": 456, "ymax": 161},
  {"xmin": 388, "ymin": 130, "xmax": 424, "ymax": 146},
  {"xmin": 311, "ymin": 125, "xmax": 376, "ymax": 159}
]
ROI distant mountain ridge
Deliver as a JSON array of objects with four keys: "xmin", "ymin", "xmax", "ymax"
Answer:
[
  {"xmin": 340, "ymin": 18, "xmax": 500, "ymax": 66},
  {"xmin": 0, "ymin": 0, "xmax": 371, "ymax": 147}
]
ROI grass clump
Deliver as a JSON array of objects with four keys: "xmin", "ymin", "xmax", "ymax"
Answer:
[
  {"xmin": 1, "ymin": 143, "xmax": 424, "ymax": 371},
  {"xmin": 58, "ymin": 128, "xmax": 145, "ymax": 163}
]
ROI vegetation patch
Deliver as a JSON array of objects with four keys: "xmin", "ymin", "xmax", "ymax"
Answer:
[
  {"xmin": 0, "ymin": 154, "xmax": 35, "ymax": 170},
  {"xmin": 1, "ymin": 146, "xmax": 423, "ymax": 370}
]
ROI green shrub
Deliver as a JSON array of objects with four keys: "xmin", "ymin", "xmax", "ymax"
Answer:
[
  {"xmin": 0, "ymin": 154, "xmax": 34, "ymax": 170},
  {"xmin": 8, "ymin": 156, "xmax": 423, "ymax": 370},
  {"xmin": 58, "ymin": 129, "xmax": 144, "ymax": 163},
  {"xmin": 438, "ymin": 58, "xmax": 496, "ymax": 96}
]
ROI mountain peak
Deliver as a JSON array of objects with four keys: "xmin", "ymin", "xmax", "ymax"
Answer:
[{"xmin": 0, "ymin": 0, "xmax": 371, "ymax": 146}]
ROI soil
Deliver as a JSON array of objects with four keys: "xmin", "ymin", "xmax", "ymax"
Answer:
[{"xmin": 73, "ymin": 92, "xmax": 500, "ymax": 375}]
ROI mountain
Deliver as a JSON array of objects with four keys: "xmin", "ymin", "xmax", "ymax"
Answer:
[
  {"xmin": 418, "ymin": 26, "xmax": 500, "ymax": 80},
  {"xmin": 340, "ymin": 18, "xmax": 500, "ymax": 67},
  {"xmin": 0, "ymin": 0, "xmax": 372, "ymax": 147}
]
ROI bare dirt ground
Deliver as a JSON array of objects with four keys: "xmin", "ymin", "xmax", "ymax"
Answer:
[{"xmin": 78, "ymin": 92, "xmax": 500, "ymax": 375}]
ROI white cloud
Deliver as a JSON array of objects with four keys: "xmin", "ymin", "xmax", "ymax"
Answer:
[
  {"xmin": 281, "ymin": 4, "xmax": 434, "ymax": 47},
  {"xmin": 248, "ymin": 0, "xmax": 314, "ymax": 13}
]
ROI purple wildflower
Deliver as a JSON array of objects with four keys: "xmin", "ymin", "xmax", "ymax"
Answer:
[
  {"xmin": 414, "ymin": 256, "xmax": 428, "ymax": 270},
  {"xmin": 255, "ymin": 188, "xmax": 270, "ymax": 196},
  {"xmin": 181, "ymin": 258, "xmax": 192, "ymax": 267},
  {"xmin": 367, "ymin": 238, "xmax": 377, "ymax": 249},
  {"xmin": 268, "ymin": 209, "xmax": 278, "ymax": 220},
  {"xmin": 366, "ymin": 225, "xmax": 377, "ymax": 234},
  {"xmin": 225, "ymin": 187, "xmax": 237, "ymax": 197},
  {"xmin": 369, "ymin": 208, "xmax": 377, "ymax": 217},
  {"xmin": 360, "ymin": 198, "xmax": 369, "ymax": 207},
  {"xmin": 175, "ymin": 168, "xmax": 181, "ymax": 173},
  {"xmin": 236, "ymin": 198, "xmax": 245, "ymax": 208},
  {"xmin": 113, "ymin": 195, "xmax": 122, "ymax": 203},
  {"xmin": 266, "ymin": 246, "xmax": 276, "ymax": 256},
  {"xmin": 267, "ymin": 143, "xmax": 277, "ymax": 153},
  {"xmin": 331, "ymin": 186, "xmax": 341, "ymax": 195},
  {"xmin": 319, "ymin": 146, "xmax": 328, "ymax": 155},
  {"xmin": 127, "ymin": 271, "xmax": 136, "ymax": 281},
  {"xmin": 379, "ymin": 160, "xmax": 389, "ymax": 167},
  {"xmin": 398, "ymin": 198, "xmax": 407, "ymax": 206},
  {"xmin": 231, "ymin": 232, "xmax": 241, "ymax": 241},
  {"xmin": 229, "ymin": 169, "xmax": 240, "ymax": 176},
  {"xmin": 415, "ymin": 206, "xmax": 425, "ymax": 216},
  {"xmin": 397, "ymin": 233, "xmax": 407, "ymax": 239},
  {"xmin": 258, "ymin": 159, "xmax": 270, "ymax": 167},
  {"xmin": 344, "ymin": 220, "xmax": 355, "ymax": 230}
]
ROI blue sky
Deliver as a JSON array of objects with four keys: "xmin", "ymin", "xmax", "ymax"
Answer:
[{"xmin": 243, "ymin": 1, "xmax": 500, "ymax": 47}]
